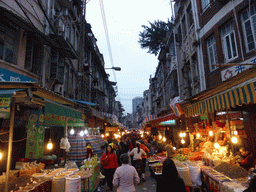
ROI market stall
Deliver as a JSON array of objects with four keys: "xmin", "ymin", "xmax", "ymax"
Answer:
[{"xmin": 0, "ymin": 155, "xmax": 101, "ymax": 191}]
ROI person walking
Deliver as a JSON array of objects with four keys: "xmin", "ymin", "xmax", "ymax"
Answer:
[
  {"xmin": 140, "ymin": 140, "xmax": 149, "ymax": 182},
  {"xmin": 165, "ymin": 140, "xmax": 177, "ymax": 159},
  {"xmin": 100, "ymin": 145, "xmax": 118, "ymax": 192},
  {"xmin": 156, "ymin": 158, "xmax": 186, "ymax": 192},
  {"xmin": 113, "ymin": 154, "xmax": 140, "ymax": 192},
  {"xmin": 129, "ymin": 139, "xmax": 137, "ymax": 166},
  {"xmin": 129, "ymin": 142, "xmax": 147, "ymax": 180}
]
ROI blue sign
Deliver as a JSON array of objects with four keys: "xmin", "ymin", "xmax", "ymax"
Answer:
[{"xmin": 0, "ymin": 68, "xmax": 37, "ymax": 82}]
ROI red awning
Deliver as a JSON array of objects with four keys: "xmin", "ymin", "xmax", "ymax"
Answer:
[{"xmin": 151, "ymin": 113, "xmax": 177, "ymax": 126}]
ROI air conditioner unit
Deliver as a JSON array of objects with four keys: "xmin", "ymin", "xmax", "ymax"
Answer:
[{"xmin": 54, "ymin": 84, "xmax": 63, "ymax": 94}]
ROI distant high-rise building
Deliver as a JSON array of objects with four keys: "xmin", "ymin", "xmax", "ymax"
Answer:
[{"xmin": 132, "ymin": 97, "xmax": 143, "ymax": 113}]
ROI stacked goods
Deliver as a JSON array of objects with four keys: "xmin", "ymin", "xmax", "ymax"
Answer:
[
  {"xmin": 173, "ymin": 160, "xmax": 192, "ymax": 186},
  {"xmin": 214, "ymin": 162, "xmax": 248, "ymax": 179},
  {"xmin": 0, "ymin": 175, "xmax": 31, "ymax": 191},
  {"xmin": 188, "ymin": 152, "xmax": 204, "ymax": 161},
  {"xmin": 183, "ymin": 161, "xmax": 202, "ymax": 186},
  {"xmin": 173, "ymin": 154, "xmax": 188, "ymax": 161},
  {"xmin": 84, "ymin": 135, "xmax": 106, "ymax": 156}
]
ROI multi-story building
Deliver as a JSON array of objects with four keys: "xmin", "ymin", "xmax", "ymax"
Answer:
[
  {"xmin": 132, "ymin": 97, "xmax": 143, "ymax": 113},
  {"xmin": 0, "ymin": 0, "xmax": 121, "ymax": 179}
]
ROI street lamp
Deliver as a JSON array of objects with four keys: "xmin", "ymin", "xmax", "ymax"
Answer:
[{"xmin": 105, "ymin": 67, "xmax": 121, "ymax": 71}]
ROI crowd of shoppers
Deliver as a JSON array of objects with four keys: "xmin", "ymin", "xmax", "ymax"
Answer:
[{"xmin": 98, "ymin": 132, "xmax": 186, "ymax": 192}]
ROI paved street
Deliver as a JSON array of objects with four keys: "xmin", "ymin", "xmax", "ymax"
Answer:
[{"xmin": 98, "ymin": 163, "xmax": 157, "ymax": 192}]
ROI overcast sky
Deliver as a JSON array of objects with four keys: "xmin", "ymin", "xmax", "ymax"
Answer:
[{"xmin": 86, "ymin": 0, "xmax": 173, "ymax": 114}]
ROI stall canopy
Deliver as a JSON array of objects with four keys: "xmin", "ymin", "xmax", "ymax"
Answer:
[
  {"xmin": 186, "ymin": 80, "xmax": 256, "ymax": 117},
  {"xmin": 151, "ymin": 113, "xmax": 178, "ymax": 126},
  {"xmin": 44, "ymin": 100, "xmax": 85, "ymax": 127},
  {"xmin": 69, "ymin": 99, "xmax": 97, "ymax": 106}
]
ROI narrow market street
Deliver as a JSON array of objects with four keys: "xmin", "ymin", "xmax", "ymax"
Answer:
[{"xmin": 99, "ymin": 163, "xmax": 157, "ymax": 192}]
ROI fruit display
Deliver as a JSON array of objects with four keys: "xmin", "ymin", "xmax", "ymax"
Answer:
[
  {"xmin": 149, "ymin": 157, "xmax": 155, "ymax": 162},
  {"xmin": 173, "ymin": 154, "xmax": 188, "ymax": 161}
]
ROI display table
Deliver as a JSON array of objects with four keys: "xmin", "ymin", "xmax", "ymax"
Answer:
[
  {"xmin": 201, "ymin": 166, "xmax": 248, "ymax": 192},
  {"xmin": 80, "ymin": 163, "xmax": 100, "ymax": 192}
]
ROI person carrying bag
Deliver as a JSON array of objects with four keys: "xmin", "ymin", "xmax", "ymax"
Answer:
[{"xmin": 100, "ymin": 145, "xmax": 118, "ymax": 192}]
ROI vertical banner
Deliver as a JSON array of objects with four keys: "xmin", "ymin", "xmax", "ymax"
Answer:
[
  {"xmin": 0, "ymin": 94, "xmax": 12, "ymax": 119},
  {"xmin": 25, "ymin": 109, "xmax": 45, "ymax": 158}
]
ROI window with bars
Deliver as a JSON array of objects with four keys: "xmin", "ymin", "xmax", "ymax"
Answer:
[
  {"xmin": 241, "ymin": 4, "xmax": 256, "ymax": 52},
  {"xmin": 25, "ymin": 35, "xmax": 43, "ymax": 76},
  {"xmin": 207, "ymin": 35, "xmax": 218, "ymax": 71},
  {"xmin": 221, "ymin": 22, "xmax": 238, "ymax": 62},
  {"xmin": 0, "ymin": 24, "xmax": 16, "ymax": 64}
]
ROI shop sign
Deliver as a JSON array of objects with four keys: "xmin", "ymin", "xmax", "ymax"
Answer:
[
  {"xmin": 221, "ymin": 57, "xmax": 256, "ymax": 82},
  {"xmin": 0, "ymin": 68, "xmax": 36, "ymax": 82},
  {"xmin": 25, "ymin": 109, "xmax": 45, "ymax": 159},
  {"xmin": 105, "ymin": 127, "xmax": 118, "ymax": 132},
  {"xmin": 200, "ymin": 114, "xmax": 208, "ymax": 120},
  {"xmin": 0, "ymin": 95, "xmax": 12, "ymax": 118}
]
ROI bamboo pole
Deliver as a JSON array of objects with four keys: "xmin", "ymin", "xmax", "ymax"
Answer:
[{"xmin": 5, "ymin": 97, "xmax": 15, "ymax": 192}]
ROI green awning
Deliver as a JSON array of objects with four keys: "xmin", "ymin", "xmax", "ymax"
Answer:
[
  {"xmin": 185, "ymin": 81, "xmax": 256, "ymax": 117},
  {"xmin": 44, "ymin": 100, "xmax": 85, "ymax": 127}
]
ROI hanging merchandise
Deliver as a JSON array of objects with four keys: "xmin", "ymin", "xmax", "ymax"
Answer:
[{"xmin": 60, "ymin": 137, "xmax": 71, "ymax": 152}]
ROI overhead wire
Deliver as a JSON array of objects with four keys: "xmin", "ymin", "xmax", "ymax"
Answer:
[{"xmin": 98, "ymin": 0, "xmax": 120, "ymax": 101}]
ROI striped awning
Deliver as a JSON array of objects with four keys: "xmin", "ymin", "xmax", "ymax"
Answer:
[{"xmin": 185, "ymin": 81, "xmax": 256, "ymax": 117}]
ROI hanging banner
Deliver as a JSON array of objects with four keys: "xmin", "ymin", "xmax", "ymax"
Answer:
[
  {"xmin": 25, "ymin": 109, "xmax": 45, "ymax": 159},
  {"xmin": 0, "ymin": 94, "xmax": 12, "ymax": 119},
  {"xmin": 44, "ymin": 101, "xmax": 85, "ymax": 127}
]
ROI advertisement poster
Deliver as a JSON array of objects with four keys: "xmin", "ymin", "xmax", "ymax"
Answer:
[{"xmin": 25, "ymin": 109, "xmax": 45, "ymax": 158}]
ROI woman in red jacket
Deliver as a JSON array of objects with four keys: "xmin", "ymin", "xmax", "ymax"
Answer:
[{"xmin": 100, "ymin": 145, "xmax": 118, "ymax": 192}]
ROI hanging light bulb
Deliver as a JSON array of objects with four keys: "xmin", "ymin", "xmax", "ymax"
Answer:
[
  {"xmin": 79, "ymin": 131, "xmax": 84, "ymax": 136},
  {"xmin": 0, "ymin": 150, "xmax": 3, "ymax": 160},
  {"xmin": 180, "ymin": 132, "xmax": 183, "ymax": 137},
  {"xmin": 196, "ymin": 133, "xmax": 200, "ymax": 138},
  {"xmin": 231, "ymin": 136, "xmax": 238, "ymax": 144},
  {"xmin": 106, "ymin": 133, "xmax": 109, "ymax": 136},
  {"xmin": 101, "ymin": 134, "xmax": 104, "ymax": 138},
  {"xmin": 214, "ymin": 142, "xmax": 220, "ymax": 149},
  {"xmin": 70, "ymin": 128, "xmax": 75, "ymax": 135},
  {"xmin": 163, "ymin": 137, "xmax": 166, "ymax": 142},
  {"xmin": 183, "ymin": 132, "xmax": 186, "ymax": 137},
  {"xmin": 159, "ymin": 135, "xmax": 162, "ymax": 140},
  {"xmin": 181, "ymin": 139, "xmax": 185, "ymax": 144},
  {"xmin": 234, "ymin": 130, "xmax": 238, "ymax": 135},
  {"xmin": 209, "ymin": 130, "xmax": 213, "ymax": 136},
  {"xmin": 84, "ymin": 129, "xmax": 88, "ymax": 135},
  {"xmin": 47, "ymin": 139, "xmax": 53, "ymax": 150}
]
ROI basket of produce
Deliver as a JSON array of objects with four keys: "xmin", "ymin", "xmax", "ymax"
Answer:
[{"xmin": 152, "ymin": 163, "xmax": 163, "ymax": 173}]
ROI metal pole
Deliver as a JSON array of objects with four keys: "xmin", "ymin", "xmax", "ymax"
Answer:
[{"xmin": 5, "ymin": 97, "xmax": 15, "ymax": 192}]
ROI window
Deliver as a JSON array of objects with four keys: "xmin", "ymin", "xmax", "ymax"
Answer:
[
  {"xmin": 207, "ymin": 35, "xmax": 218, "ymax": 71},
  {"xmin": 241, "ymin": 4, "xmax": 256, "ymax": 52},
  {"xmin": 201, "ymin": 0, "xmax": 210, "ymax": 11},
  {"xmin": 187, "ymin": 4, "xmax": 194, "ymax": 29},
  {"xmin": 50, "ymin": 50, "xmax": 64, "ymax": 83},
  {"xmin": 221, "ymin": 22, "xmax": 238, "ymax": 61},
  {"xmin": 0, "ymin": 25, "xmax": 16, "ymax": 64},
  {"xmin": 25, "ymin": 36, "xmax": 43, "ymax": 75},
  {"xmin": 182, "ymin": 17, "xmax": 187, "ymax": 38}
]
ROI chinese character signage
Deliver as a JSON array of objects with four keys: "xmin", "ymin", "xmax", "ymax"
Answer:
[
  {"xmin": 0, "ymin": 68, "xmax": 36, "ymax": 82},
  {"xmin": 221, "ymin": 57, "xmax": 256, "ymax": 82},
  {"xmin": 0, "ymin": 95, "xmax": 12, "ymax": 118}
]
